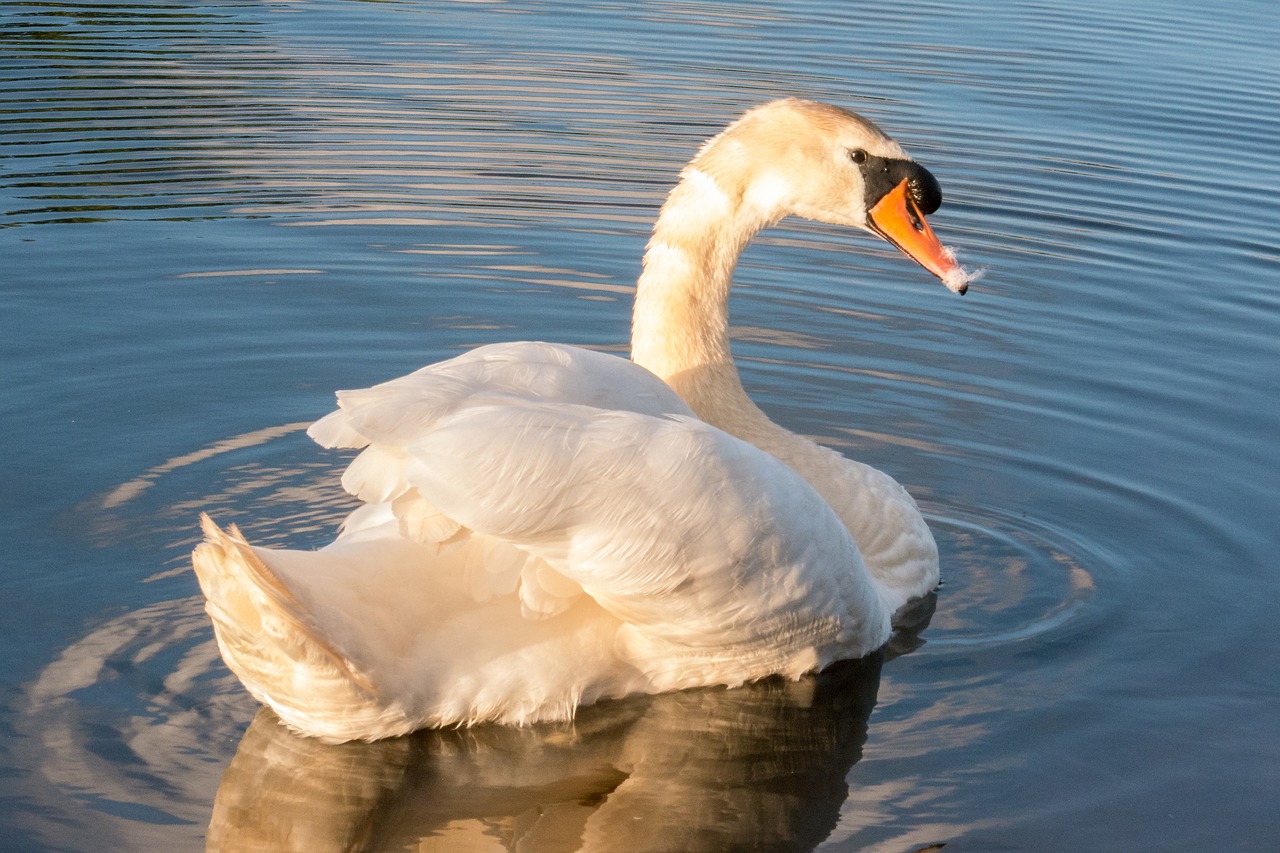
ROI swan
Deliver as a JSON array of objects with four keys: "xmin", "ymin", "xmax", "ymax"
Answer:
[{"xmin": 192, "ymin": 98, "xmax": 976, "ymax": 742}]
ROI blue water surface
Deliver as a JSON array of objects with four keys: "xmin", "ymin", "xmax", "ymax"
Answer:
[{"xmin": 2, "ymin": 0, "xmax": 1278, "ymax": 849}]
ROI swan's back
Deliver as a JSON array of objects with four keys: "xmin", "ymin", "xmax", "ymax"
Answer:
[{"xmin": 194, "ymin": 343, "xmax": 892, "ymax": 740}]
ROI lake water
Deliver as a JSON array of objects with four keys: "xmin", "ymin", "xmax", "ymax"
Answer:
[{"xmin": 3, "ymin": 0, "xmax": 1278, "ymax": 849}]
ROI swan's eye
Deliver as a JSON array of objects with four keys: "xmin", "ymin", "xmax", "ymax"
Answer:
[{"xmin": 849, "ymin": 149, "xmax": 868, "ymax": 165}]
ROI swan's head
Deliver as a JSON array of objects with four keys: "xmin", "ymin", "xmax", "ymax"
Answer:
[{"xmin": 694, "ymin": 99, "xmax": 975, "ymax": 294}]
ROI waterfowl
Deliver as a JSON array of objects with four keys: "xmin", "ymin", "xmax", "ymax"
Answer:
[{"xmin": 193, "ymin": 98, "xmax": 976, "ymax": 742}]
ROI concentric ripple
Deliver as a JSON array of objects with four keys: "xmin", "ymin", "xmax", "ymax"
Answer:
[
  {"xmin": 923, "ymin": 505, "xmax": 1100, "ymax": 650},
  {"xmin": 15, "ymin": 416, "xmax": 1109, "ymax": 847}
]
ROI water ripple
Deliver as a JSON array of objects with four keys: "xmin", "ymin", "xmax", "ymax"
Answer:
[{"xmin": 6, "ymin": 0, "xmax": 1279, "ymax": 849}]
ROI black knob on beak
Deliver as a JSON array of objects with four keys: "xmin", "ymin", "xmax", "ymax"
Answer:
[
  {"xmin": 858, "ymin": 153, "xmax": 944, "ymax": 215},
  {"xmin": 906, "ymin": 163, "xmax": 942, "ymax": 215}
]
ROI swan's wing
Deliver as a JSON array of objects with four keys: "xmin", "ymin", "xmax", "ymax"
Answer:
[
  {"xmin": 306, "ymin": 342, "xmax": 693, "ymax": 500},
  {"xmin": 305, "ymin": 342, "xmax": 700, "ymax": 612},
  {"xmin": 406, "ymin": 401, "xmax": 891, "ymax": 687}
]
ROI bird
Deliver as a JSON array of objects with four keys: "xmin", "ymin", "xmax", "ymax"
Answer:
[{"xmin": 192, "ymin": 98, "xmax": 977, "ymax": 743}]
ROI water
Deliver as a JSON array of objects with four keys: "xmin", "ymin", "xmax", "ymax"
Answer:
[{"xmin": 2, "ymin": 0, "xmax": 1278, "ymax": 849}]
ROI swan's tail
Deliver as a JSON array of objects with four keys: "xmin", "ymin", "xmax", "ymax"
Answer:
[{"xmin": 192, "ymin": 514, "xmax": 397, "ymax": 742}]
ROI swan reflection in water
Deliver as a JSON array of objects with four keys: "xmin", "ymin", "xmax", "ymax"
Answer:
[{"xmin": 208, "ymin": 621, "xmax": 929, "ymax": 853}]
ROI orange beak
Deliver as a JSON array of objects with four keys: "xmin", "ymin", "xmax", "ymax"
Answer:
[{"xmin": 867, "ymin": 179, "xmax": 966, "ymax": 293}]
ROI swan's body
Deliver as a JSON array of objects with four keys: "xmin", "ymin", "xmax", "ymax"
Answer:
[{"xmin": 193, "ymin": 99, "xmax": 974, "ymax": 742}]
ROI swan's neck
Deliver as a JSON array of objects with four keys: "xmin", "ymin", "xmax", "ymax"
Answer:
[
  {"xmin": 631, "ymin": 165, "xmax": 781, "ymax": 436},
  {"xmin": 630, "ymin": 161, "xmax": 939, "ymax": 618}
]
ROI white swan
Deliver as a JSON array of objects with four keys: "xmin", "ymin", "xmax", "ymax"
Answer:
[{"xmin": 193, "ymin": 98, "xmax": 976, "ymax": 742}]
